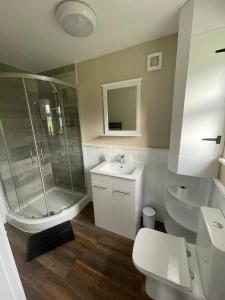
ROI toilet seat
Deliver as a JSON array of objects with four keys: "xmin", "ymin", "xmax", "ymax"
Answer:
[{"xmin": 132, "ymin": 228, "xmax": 192, "ymax": 292}]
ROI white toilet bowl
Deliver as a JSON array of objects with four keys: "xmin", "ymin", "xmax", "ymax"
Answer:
[
  {"xmin": 132, "ymin": 207, "xmax": 225, "ymax": 300},
  {"xmin": 133, "ymin": 228, "xmax": 205, "ymax": 300}
]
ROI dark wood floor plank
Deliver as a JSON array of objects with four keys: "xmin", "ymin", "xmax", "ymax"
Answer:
[
  {"xmin": 36, "ymin": 247, "xmax": 75, "ymax": 279},
  {"xmin": 94, "ymin": 242, "xmax": 138, "ymax": 273},
  {"xmin": 31, "ymin": 268, "xmax": 83, "ymax": 300},
  {"xmin": 70, "ymin": 259, "xmax": 136, "ymax": 300},
  {"xmin": 66, "ymin": 261, "xmax": 118, "ymax": 300},
  {"xmin": 6, "ymin": 202, "xmax": 154, "ymax": 300},
  {"xmin": 65, "ymin": 240, "xmax": 142, "ymax": 294},
  {"xmin": 9, "ymin": 242, "xmax": 45, "ymax": 283},
  {"xmin": 20, "ymin": 277, "xmax": 44, "ymax": 300}
]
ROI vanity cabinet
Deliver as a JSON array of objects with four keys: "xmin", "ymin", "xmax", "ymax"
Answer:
[
  {"xmin": 91, "ymin": 170, "xmax": 143, "ymax": 240},
  {"xmin": 92, "ymin": 181, "xmax": 114, "ymax": 232},
  {"xmin": 169, "ymin": 0, "xmax": 225, "ymax": 177},
  {"xmin": 112, "ymin": 187, "xmax": 134, "ymax": 238}
]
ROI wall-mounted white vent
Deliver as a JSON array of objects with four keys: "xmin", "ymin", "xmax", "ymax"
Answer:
[{"xmin": 147, "ymin": 52, "xmax": 162, "ymax": 71}]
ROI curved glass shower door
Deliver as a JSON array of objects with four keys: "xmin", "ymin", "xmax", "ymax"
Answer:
[
  {"xmin": 24, "ymin": 79, "xmax": 75, "ymax": 216},
  {"xmin": 0, "ymin": 78, "xmax": 48, "ymax": 218},
  {"xmin": 0, "ymin": 73, "xmax": 86, "ymax": 220},
  {"xmin": 23, "ymin": 78, "xmax": 86, "ymax": 217}
]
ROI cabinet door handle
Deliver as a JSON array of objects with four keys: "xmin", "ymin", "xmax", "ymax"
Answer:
[
  {"xmin": 113, "ymin": 190, "xmax": 130, "ymax": 195},
  {"xmin": 202, "ymin": 136, "xmax": 221, "ymax": 144},
  {"xmin": 93, "ymin": 185, "xmax": 107, "ymax": 190}
]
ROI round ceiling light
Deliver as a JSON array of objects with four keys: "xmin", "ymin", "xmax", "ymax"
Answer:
[{"xmin": 56, "ymin": 1, "xmax": 97, "ymax": 37}]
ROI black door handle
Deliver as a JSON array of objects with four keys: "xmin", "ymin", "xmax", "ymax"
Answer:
[{"xmin": 202, "ymin": 136, "xmax": 221, "ymax": 144}]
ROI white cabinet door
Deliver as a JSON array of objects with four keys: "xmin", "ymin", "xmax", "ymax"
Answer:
[
  {"xmin": 169, "ymin": 3, "xmax": 225, "ymax": 178},
  {"xmin": 178, "ymin": 28, "xmax": 225, "ymax": 177},
  {"xmin": 0, "ymin": 219, "xmax": 26, "ymax": 300},
  {"xmin": 112, "ymin": 187, "xmax": 134, "ymax": 239},
  {"xmin": 92, "ymin": 182, "xmax": 114, "ymax": 232}
]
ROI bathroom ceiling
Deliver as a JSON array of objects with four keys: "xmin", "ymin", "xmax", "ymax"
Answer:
[{"xmin": 0, "ymin": 0, "xmax": 187, "ymax": 73}]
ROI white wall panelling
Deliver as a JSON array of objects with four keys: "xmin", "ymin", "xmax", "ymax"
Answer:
[
  {"xmin": 83, "ymin": 144, "xmax": 212, "ymax": 221},
  {"xmin": 0, "ymin": 143, "xmax": 213, "ymax": 222}
]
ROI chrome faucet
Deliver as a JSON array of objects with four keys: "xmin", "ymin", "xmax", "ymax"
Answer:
[{"xmin": 119, "ymin": 154, "xmax": 125, "ymax": 165}]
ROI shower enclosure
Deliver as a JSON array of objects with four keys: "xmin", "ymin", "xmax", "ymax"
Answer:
[{"xmin": 0, "ymin": 73, "xmax": 88, "ymax": 232}]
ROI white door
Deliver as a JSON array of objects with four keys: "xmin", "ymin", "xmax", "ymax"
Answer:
[
  {"xmin": 0, "ymin": 218, "xmax": 26, "ymax": 300},
  {"xmin": 112, "ymin": 187, "xmax": 134, "ymax": 239},
  {"xmin": 92, "ymin": 182, "xmax": 114, "ymax": 232},
  {"xmin": 179, "ymin": 28, "xmax": 225, "ymax": 176}
]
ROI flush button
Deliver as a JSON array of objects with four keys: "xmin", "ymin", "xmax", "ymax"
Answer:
[{"xmin": 213, "ymin": 221, "xmax": 224, "ymax": 229}]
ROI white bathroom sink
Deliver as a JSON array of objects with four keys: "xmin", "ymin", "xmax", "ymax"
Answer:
[
  {"xmin": 90, "ymin": 160, "xmax": 144, "ymax": 180},
  {"xmin": 99, "ymin": 161, "xmax": 135, "ymax": 175}
]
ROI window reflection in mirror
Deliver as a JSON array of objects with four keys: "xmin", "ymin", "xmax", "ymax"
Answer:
[{"xmin": 107, "ymin": 86, "xmax": 137, "ymax": 131}]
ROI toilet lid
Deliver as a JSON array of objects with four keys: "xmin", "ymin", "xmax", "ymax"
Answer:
[{"xmin": 133, "ymin": 228, "xmax": 191, "ymax": 291}]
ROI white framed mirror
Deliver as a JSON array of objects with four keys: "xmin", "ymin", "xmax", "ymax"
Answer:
[{"xmin": 101, "ymin": 78, "xmax": 142, "ymax": 136}]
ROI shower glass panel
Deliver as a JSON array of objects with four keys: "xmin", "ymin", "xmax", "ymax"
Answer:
[
  {"xmin": 23, "ymin": 78, "xmax": 86, "ymax": 216},
  {"xmin": 0, "ymin": 125, "xmax": 19, "ymax": 215},
  {"xmin": 0, "ymin": 78, "xmax": 47, "ymax": 218},
  {"xmin": 58, "ymin": 84, "xmax": 86, "ymax": 194},
  {"xmin": 24, "ymin": 79, "xmax": 72, "ymax": 215}
]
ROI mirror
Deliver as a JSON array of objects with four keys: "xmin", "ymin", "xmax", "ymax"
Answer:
[{"xmin": 102, "ymin": 78, "xmax": 142, "ymax": 136}]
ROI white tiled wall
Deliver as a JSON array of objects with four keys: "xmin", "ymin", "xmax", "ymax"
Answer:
[{"xmin": 82, "ymin": 144, "xmax": 212, "ymax": 220}]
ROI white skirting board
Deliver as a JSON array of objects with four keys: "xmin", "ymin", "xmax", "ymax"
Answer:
[{"xmin": 82, "ymin": 144, "xmax": 212, "ymax": 221}]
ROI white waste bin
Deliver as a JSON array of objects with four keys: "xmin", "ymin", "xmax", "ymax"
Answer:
[{"xmin": 143, "ymin": 207, "xmax": 156, "ymax": 229}]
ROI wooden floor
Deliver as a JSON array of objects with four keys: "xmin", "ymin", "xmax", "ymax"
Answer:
[{"xmin": 5, "ymin": 203, "xmax": 161, "ymax": 300}]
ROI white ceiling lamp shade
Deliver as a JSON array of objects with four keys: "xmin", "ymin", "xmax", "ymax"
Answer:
[{"xmin": 56, "ymin": 1, "xmax": 97, "ymax": 37}]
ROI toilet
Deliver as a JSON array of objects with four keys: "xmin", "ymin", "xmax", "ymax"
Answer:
[{"xmin": 133, "ymin": 207, "xmax": 225, "ymax": 300}]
